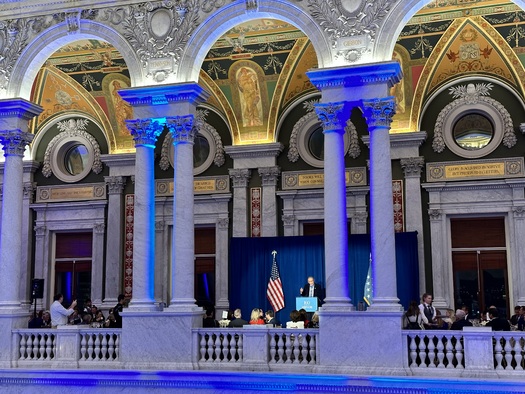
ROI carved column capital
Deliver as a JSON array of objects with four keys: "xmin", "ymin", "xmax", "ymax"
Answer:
[
  {"xmin": 512, "ymin": 206, "xmax": 525, "ymax": 219},
  {"xmin": 314, "ymin": 101, "xmax": 348, "ymax": 134},
  {"xmin": 0, "ymin": 130, "xmax": 34, "ymax": 156},
  {"xmin": 93, "ymin": 222, "xmax": 105, "ymax": 234},
  {"xmin": 282, "ymin": 214, "xmax": 295, "ymax": 227},
  {"xmin": 428, "ymin": 209, "xmax": 442, "ymax": 221},
  {"xmin": 353, "ymin": 211, "xmax": 368, "ymax": 225},
  {"xmin": 34, "ymin": 225, "xmax": 46, "ymax": 237},
  {"xmin": 400, "ymin": 157, "xmax": 425, "ymax": 178},
  {"xmin": 155, "ymin": 221, "xmax": 165, "ymax": 232},
  {"xmin": 23, "ymin": 182, "xmax": 35, "ymax": 201},
  {"xmin": 362, "ymin": 97, "xmax": 396, "ymax": 130},
  {"xmin": 258, "ymin": 166, "xmax": 280, "ymax": 187},
  {"xmin": 125, "ymin": 118, "xmax": 164, "ymax": 147},
  {"xmin": 229, "ymin": 168, "xmax": 252, "ymax": 188},
  {"xmin": 217, "ymin": 217, "xmax": 229, "ymax": 230},
  {"xmin": 105, "ymin": 176, "xmax": 126, "ymax": 195},
  {"xmin": 166, "ymin": 115, "xmax": 197, "ymax": 144}
]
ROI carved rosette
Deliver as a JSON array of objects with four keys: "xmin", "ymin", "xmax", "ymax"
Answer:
[
  {"xmin": 229, "ymin": 168, "xmax": 251, "ymax": 188},
  {"xmin": 314, "ymin": 102, "xmax": 347, "ymax": 133},
  {"xmin": 361, "ymin": 97, "xmax": 396, "ymax": 130},
  {"xmin": 166, "ymin": 115, "xmax": 196, "ymax": 145},
  {"xmin": 258, "ymin": 166, "xmax": 280, "ymax": 187},
  {"xmin": 400, "ymin": 157, "xmax": 425, "ymax": 178},
  {"xmin": 105, "ymin": 176, "xmax": 126, "ymax": 195},
  {"xmin": 0, "ymin": 129, "xmax": 34, "ymax": 156},
  {"xmin": 126, "ymin": 118, "xmax": 164, "ymax": 147}
]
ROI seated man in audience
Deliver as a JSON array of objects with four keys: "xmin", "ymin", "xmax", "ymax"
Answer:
[
  {"xmin": 485, "ymin": 307, "xmax": 510, "ymax": 331},
  {"xmin": 265, "ymin": 310, "xmax": 281, "ymax": 327},
  {"xmin": 203, "ymin": 307, "xmax": 219, "ymax": 328},
  {"xmin": 450, "ymin": 309, "xmax": 473, "ymax": 330},
  {"xmin": 228, "ymin": 309, "xmax": 248, "ymax": 327}
]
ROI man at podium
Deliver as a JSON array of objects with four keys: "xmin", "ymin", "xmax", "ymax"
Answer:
[{"xmin": 300, "ymin": 276, "xmax": 322, "ymax": 300}]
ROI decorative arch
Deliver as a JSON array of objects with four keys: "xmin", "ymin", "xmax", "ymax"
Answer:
[
  {"xmin": 177, "ymin": 0, "xmax": 332, "ymax": 82},
  {"xmin": 7, "ymin": 19, "xmax": 143, "ymax": 99}
]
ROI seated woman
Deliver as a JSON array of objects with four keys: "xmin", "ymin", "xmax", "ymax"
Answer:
[
  {"xmin": 286, "ymin": 309, "xmax": 305, "ymax": 329},
  {"xmin": 307, "ymin": 312, "xmax": 319, "ymax": 328},
  {"xmin": 249, "ymin": 308, "xmax": 265, "ymax": 325}
]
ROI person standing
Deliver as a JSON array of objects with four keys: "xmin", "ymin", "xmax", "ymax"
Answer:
[
  {"xmin": 50, "ymin": 293, "xmax": 76, "ymax": 328},
  {"xmin": 418, "ymin": 293, "xmax": 437, "ymax": 329},
  {"xmin": 113, "ymin": 294, "xmax": 126, "ymax": 328},
  {"xmin": 299, "ymin": 276, "xmax": 322, "ymax": 299}
]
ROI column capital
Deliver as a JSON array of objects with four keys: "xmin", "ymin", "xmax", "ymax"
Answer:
[
  {"xmin": 428, "ymin": 208, "xmax": 443, "ymax": 221},
  {"xmin": 361, "ymin": 97, "xmax": 396, "ymax": 130},
  {"xmin": 23, "ymin": 182, "xmax": 35, "ymax": 201},
  {"xmin": 155, "ymin": 221, "xmax": 165, "ymax": 232},
  {"xmin": 512, "ymin": 206, "xmax": 525, "ymax": 219},
  {"xmin": 105, "ymin": 176, "xmax": 126, "ymax": 195},
  {"xmin": 353, "ymin": 211, "xmax": 368, "ymax": 225},
  {"xmin": 400, "ymin": 157, "xmax": 425, "ymax": 178},
  {"xmin": 314, "ymin": 101, "xmax": 349, "ymax": 133},
  {"xmin": 34, "ymin": 225, "xmax": 46, "ymax": 237},
  {"xmin": 282, "ymin": 214, "xmax": 295, "ymax": 227},
  {"xmin": 0, "ymin": 130, "xmax": 34, "ymax": 156},
  {"xmin": 93, "ymin": 223, "xmax": 105, "ymax": 234},
  {"xmin": 217, "ymin": 217, "xmax": 229, "ymax": 230},
  {"xmin": 258, "ymin": 166, "xmax": 280, "ymax": 187},
  {"xmin": 229, "ymin": 168, "xmax": 252, "ymax": 188},
  {"xmin": 166, "ymin": 115, "xmax": 196, "ymax": 144},
  {"xmin": 125, "ymin": 118, "xmax": 164, "ymax": 147}
]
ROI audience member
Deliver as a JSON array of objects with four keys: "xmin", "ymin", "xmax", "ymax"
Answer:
[
  {"xmin": 28, "ymin": 310, "xmax": 44, "ymax": 329},
  {"xmin": 203, "ymin": 307, "xmax": 219, "ymax": 328},
  {"xmin": 113, "ymin": 294, "xmax": 126, "ymax": 328},
  {"xmin": 249, "ymin": 308, "xmax": 265, "ymax": 325},
  {"xmin": 286, "ymin": 309, "xmax": 305, "ymax": 328},
  {"xmin": 510, "ymin": 305, "xmax": 521, "ymax": 326},
  {"xmin": 265, "ymin": 310, "xmax": 281, "ymax": 327},
  {"xmin": 485, "ymin": 307, "xmax": 511, "ymax": 331},
  {"xmin": 50, "ymin": 293, "xmax": 77, "ymax": 327},
  {"xmin": 307, "ymin": 312, "xmax": 319, "ymax": 328},
  {"xmin": 403, "ymin": 300, "xmax": 423, "ymax": 329},
  {"xmin": 228, "ymin": 309, "xmax": 248, "ymax": 327},
  {"xmin": 41, "ymin": 310, "xmax": 51, "ymax": 328},
  {"xmin": 450, "ymin": 309, "xmax": 473, "ymax": 330},
  {"xmin": 68, "ymin": 309, "xmax": 82, "ymax": 325}
]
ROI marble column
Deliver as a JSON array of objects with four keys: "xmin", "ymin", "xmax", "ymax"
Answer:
[
  {"xmin": 103, "ymin": 176, "xmax": 126, "ymax": 306},
  {"xmin": 166, "ymin": 115, "xmax": 200, "ymax": 311},
  {"xmin": 428, "ymin": 208, "xmax": 449, "ymax": 309},
  {"xmin": 92, "ymin": 222, "xmax": 105, "ymax": 306},
  {"xmin": 512, "ymin": 206, "xmax": 525, "ymax": 305},
  {"xmin": 20, "ymin": 180, "xmax": 36, "ymax": 307},
  {"xmin": 229, "ymin": 168, "xmax": 252, "ymax": 237},
  {"xmin": 0, "ymin": 99, "xmax": 41, "ymax": 313},
  {"xmin": 215, "ymin": 216, "xmax": 230, "ymax": 314},
  {"xmin": 126, "ymin": 118, "xmax": 164, "ymax": 310},
  {"xmin": 362, "ymin": 97, "xmax": 401, "ymax": 311},
  {"xmin": 258, "ymin": 166, "xmax": 280, "ymax": 237},
  {"xmin": 400, "ymin": 157, "xmax": 426, "ymax": 296},
  {"xmin": 314, "ymin": 102, "xmax": 352, "ymax": 310},
  {"xmin": 0, "ymin": 130, "xmax": 34, "ymax": 309}
]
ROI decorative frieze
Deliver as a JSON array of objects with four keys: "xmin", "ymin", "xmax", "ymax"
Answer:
[
  {"xmin": 36, "ymin": 183, "xmax": 106, "ymax": 203},
  {"xmin": 282, "ymin": 168, "xmax": 367, "ymax": 190},
  {"xmin": 156, "ymin": 176, "xmax": 230, "ymax": 196},
  {"xmin": 426, "ymin": 157, "xmax": 524, "ymax": 182}
]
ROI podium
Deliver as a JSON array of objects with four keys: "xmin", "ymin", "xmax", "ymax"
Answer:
[{"xmin": 296, "ymin": 297, "xmax": 318, "ymax": 312}]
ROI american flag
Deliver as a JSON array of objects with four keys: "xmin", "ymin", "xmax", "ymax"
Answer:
[{"xmin": 267, "ymin": 250, "xmax": 284, "ymax": 312}]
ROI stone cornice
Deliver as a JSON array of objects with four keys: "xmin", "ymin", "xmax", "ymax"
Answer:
[
  {"xmin": 422, "ymin": 178, "xmax": 525, "ymax": 192},
  {"xmin": 225, "ymin": 143, "xmax": 283, "ymax": 160},
  {"xmin": 306, "ymin": 61, "xmax": 402, "ymax": 90},
  {"xmin": 100, "ymin": 153, "xmax": 136, "ymax": 168},
  {"xmin": 361, "ymin": 131, "xmax": 428, "ymax": 148},
  {"xmin": 0, "ymin": 99, "xmax": 43, "ymax": 121},
  {"xmin": 118, "ymin": 83, "xmax": 210, "ymax": 107}
]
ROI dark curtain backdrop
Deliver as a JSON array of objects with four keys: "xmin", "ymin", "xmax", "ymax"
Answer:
[{"xmin": 229, "ymin": 232, "xmax": 419, "ymax": 322}]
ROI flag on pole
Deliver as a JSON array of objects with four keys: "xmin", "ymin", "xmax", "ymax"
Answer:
[
  {"xmin": 363, "ymin": 253, "xmax": 373, "ymax": 306},
  {"xmin": 267, "ymin": 250, "xmax": 285, "ymax": 312}
]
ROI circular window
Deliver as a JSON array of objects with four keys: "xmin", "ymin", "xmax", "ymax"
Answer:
[
  {"xmin": 64, "ymin": 144, "xmax": 90, "ymax": 175},
  {"xmin": 193, "ymin": 134, "xmax": 211, "ymax": 169},
  {"xmin": 307, "ymin": 127, "xmax": 324, "ymax": 161},
  {"xmin": 453, "ymin": 113, "xmax": 494, "ymax": 151}
]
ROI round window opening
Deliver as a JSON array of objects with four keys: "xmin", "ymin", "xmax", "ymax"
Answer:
[
  {"xmin": 64, "ymin": 144, "xmax": 90, "ymax": 176},
  {"xmin": 308, "ymin": 127, "xmax": 324, "ymax": 161},
  {"xmin": 453, "ymin": 113, "xmax": 494, "ymax": 151},
  {"xmin": 193, "ymin": 134, "xmax": 210, "ymax": 168}
]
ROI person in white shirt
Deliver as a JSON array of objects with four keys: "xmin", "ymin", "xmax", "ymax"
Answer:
[
  {"xmin": 50, "ymin": 293, "xmax": 77, "ymax": 327},
  {"xmin": 418, "ymin": 293, "xmax": 437, "ymax": 329}
]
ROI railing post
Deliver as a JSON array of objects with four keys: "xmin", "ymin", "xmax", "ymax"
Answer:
[
  {"xmin": 462, "ymin": 327, "xmax": 494, "ymax": 373},
  {"xmin": 52, "ymin": 326, "xmax": 80, "ymax": 368},
  {"xmin": 242, "ymin": 327, "xmax": 270, "ymax": 370}
]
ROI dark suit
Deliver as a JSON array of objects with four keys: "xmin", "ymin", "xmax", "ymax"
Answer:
[
  {"xmin": 301, "ymin": 283, "xmax": 322, "ymax": 298},
  {"xmin": 450, "ymin": 318, "xmax": 473, "ymax": 330},
  {"xmin": 267, "ymin": 317, "xmax": 281, "ymax": 327},
  {"xmin": 486, "ymin": 317, "xmax": 510, "ymax": 331},
  {"xmin": 228, "ymin": 318, "xmax": 248, "ymax": 328}
]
